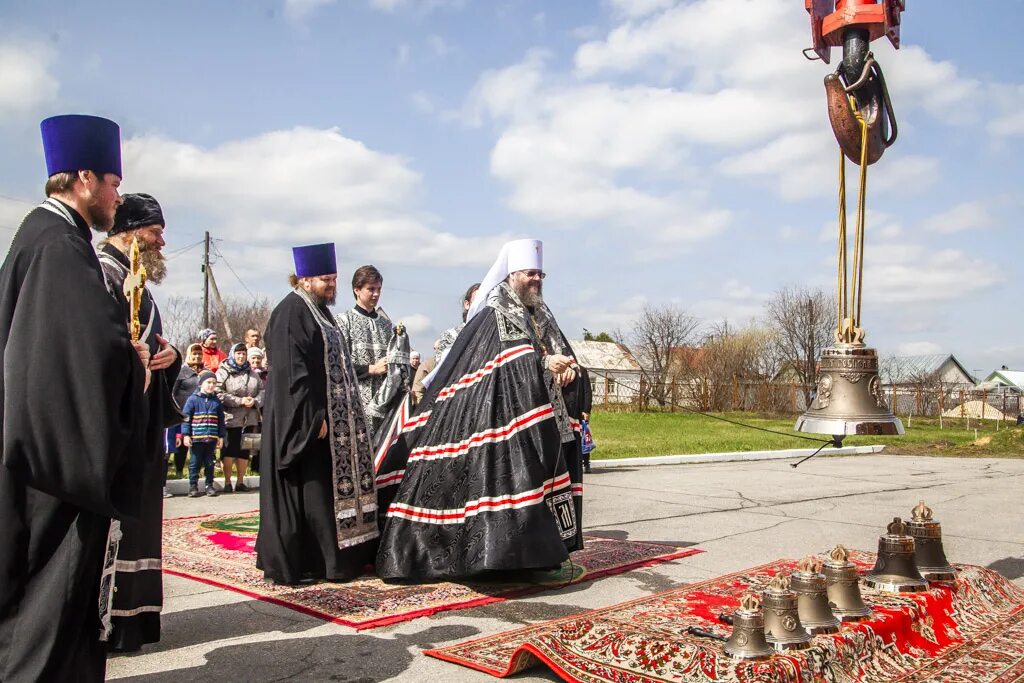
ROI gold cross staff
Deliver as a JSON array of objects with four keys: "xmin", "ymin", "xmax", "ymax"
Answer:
[{"xmin": 122, "ymin": 236, "xmax": 148, "ymax": 342}]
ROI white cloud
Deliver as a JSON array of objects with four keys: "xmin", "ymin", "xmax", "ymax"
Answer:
[
  {"xmin": 427, "ymin": 35, "xmax": 451, "ymax": 57},
  {"xmin": 897, "ymin": 341, "xmax": 943, "ymax": 356},
  {"xmin": 122, "ymin": 127, "xmax": 509, "ymax": 269},
  {"xmin": 0, "ymin": 195, "xmax": 35, "ymax": 258},
  {"xmin": 395, "ymin": 313, "xmax": 432, "ymax": 336},
  {"xmin": 690, "ymin": 278, "xmax": 764, "ymax": 325},
  {"xmin": 988, "ymin": 84, "xmax": 1024, "ymax": 137},
  {"xmin": 607, "ymin": 0, "xmax": 677, "ymax": 20},
  {"xmin": 410, "ymin": 91, "xmax": 435, "ymax": 114},
  {"xmin": 878, "ymin": 44, "xmax": 981, "ymax": 124},
  {"xmin": 569, "ymin": 294, "xmax": 648, "ymax": 334},
  {"xmin": 865, "ymin": 245, "xmax": 1001, "ymax": 304},
  {"xmin": 369, "ymin": 0, "xmax": 466, "ymax": 12},
  {"xmin": 283, "ymin": 0, "xmax": 335, "ymax": 24},
  {"xmin": 0, "ymin": 41, "xmax": 59, "ymax": 120},
  {"xmin": 925, "ymin": 200, "xmax": 992, "ymax": 234},
  {"xmin": 396, "ymin": 44, "xmax": 411, "ymax": 66}
]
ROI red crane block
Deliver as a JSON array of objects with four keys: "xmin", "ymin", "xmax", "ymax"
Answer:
[{"xmin": 806, "ymin": 0, "xmax": 904, "ymax": 63}]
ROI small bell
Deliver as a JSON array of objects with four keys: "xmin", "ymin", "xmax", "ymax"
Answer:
[
  {"xmin": 795, "ymin": 345, "xmax": 904, "ymax": 436},
  {"xmin": 723, "ymin": 593, "xmax": 775, "ymax": 661},
  {"xmin": 906, "ymin": 501, "xmax": 956, "ymax": 582},
  {"xmin": 822, "ymin": 544, "xmax": 872, "ymax": 622},
  {"xmin": 762, "ymin": 573, "xmax": 813, "ymax": 651},
  {"xmin": 791, "ymin": 556, "xmax": 840, "ymax": 635},
  {"xmin": 864, "ymin": 517, "xmax": 929, "ymax": 592}
]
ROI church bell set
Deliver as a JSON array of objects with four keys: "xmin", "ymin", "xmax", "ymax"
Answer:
[
  {"xmin": 722, "ymin": 593, "xmax": 775, "ymax": 660},
  {"xmin": 761, "ymin": 574, "xmax": 813, "ymax": 651},
  {"xmin": 864, "ymin": 517, "xmax": 929, "ymax": 593},
  {"xmin": 791, "ymin": 557, "xmax": 840, "ymax": 635},
  {"xmin": 706, "ymin": 502, "xmax": 956, "ymax": 662},
  {"xmin": 906, "ymin": 500, "xmax": 957, "ymax": 582},
  {"xmin": 823, "ymin": 545, "xmax": 872, "ymax": 621}
]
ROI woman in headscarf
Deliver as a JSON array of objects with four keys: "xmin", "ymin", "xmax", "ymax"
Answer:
[{"xmin": 215, "ymin": 342, "xmax": 265, "ymax": 492}]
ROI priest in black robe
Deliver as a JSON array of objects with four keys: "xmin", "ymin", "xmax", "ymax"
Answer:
[
  {"xmin": 256, "ymin": 243, "xmax": 378, "ymax": 585},
  {"xmin": 375, "ymin": 239, "xmax": 585, "ymax": 580},
  {"xmin": 98, "ymin": 193, "xmax": 182, "ymax": 652},
  {"xmin": 0, "ymin": 115, "xmax": 150, "ymax": 682}
]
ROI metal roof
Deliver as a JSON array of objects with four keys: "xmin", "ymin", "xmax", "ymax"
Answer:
[
  {"xmin": 880, "ymin": 354, "xmax": 974, "ymax": 384},
  {"xmin": 980, "ymin": 370, "xmax": 1024, "ymax": 390},
  {"xmin": 568, "ymin": 340, "xmax": 642, "ymax": 372}
]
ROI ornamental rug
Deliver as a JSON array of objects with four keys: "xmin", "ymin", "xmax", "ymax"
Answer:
[
  {"xmin": 425, "ymin": 551, "xmax": 1024, "ymax": 682},
  {"xmin": 161, "ymin": 511, "xmax": 703, "ymax": 630}
]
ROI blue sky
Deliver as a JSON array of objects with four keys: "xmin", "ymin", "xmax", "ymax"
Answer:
[{"xmin": 1, "ymin": 0, "xmax": 1020, "ymax": 376}]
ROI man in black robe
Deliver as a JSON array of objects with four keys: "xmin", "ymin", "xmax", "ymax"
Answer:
[
  {"xmin": 98, "ymin": 193, "xmax": 182, "ymax": 652},
  {"xmin": 256, "ymin": 243, "xmax": 378, "ymax": 585},
  {"xmin": 0, "ymin": 114, "xmax": 150, "ymax": 682},
  {"xmin": 375, "ymin": 239, "xmax": 585, "ymax": 580}
]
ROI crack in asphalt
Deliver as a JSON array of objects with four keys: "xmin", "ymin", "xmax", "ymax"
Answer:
[{"xmin": 586, "ymin": 480, "xmax": 958, "ymax": 531}]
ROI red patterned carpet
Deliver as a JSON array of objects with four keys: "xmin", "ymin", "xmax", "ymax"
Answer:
[
  {"xmin": 426, "ymin": 552, "xmax": 1024, "ymax": 682},
  {"xmin": 162, "ymin": 511, "xmax": 703, "ymax": 630}
]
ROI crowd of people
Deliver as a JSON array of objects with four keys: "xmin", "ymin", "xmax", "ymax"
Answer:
[{"xmin": 0, "ymin": 113, "xmax": 593, "ymax": 681}]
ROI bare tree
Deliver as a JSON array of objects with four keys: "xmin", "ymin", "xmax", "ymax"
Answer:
[
  {"xmin": 159, "ymin": 294, "xmax": 273, "ymax": 349},
  {"xmin": 626, "ymin": 304, "xmax": 701, "ymax": 407},
  {"xmin": 764, "ymin": 286, "xmax": 836, "ymax": 405},
  {"xmin": 161, "ymin": 295, "xmax": 205, "ymax": 348}
]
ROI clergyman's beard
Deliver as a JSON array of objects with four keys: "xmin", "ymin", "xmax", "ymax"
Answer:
[
  {"xmin": 87, "ymin": 199, "xmax": 114, "ymax": 233},
  {"xmin": 140, "ymin": 246, "xmax": 167, "ymax": 284},
  {"xmin": 515, "ymin": 281, "xmax": 543, "ymax": 308},
  {"xmin": 312, "ymin": 290, "xmax": 336, "ymax": 307}
]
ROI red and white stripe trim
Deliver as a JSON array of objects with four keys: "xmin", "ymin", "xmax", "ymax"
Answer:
[
  {"xmin": 375, "ymin": 470, "xmax": 405, "ymax": 488},
  {"xmin": 408, "ymin": 404, "xmax": 554, "ymax": 463},
  {"xmin": 386, "ymin": 472, "xmax": 572, "ymax": 524},
  {"xmin": 571, "ymin": 483, "xmax": 583, "ymax": 496},
  {"xmin": 401, "ymin": 411, "xmax": 431, "ymax": 433},
  {"xmin": 568, "ymin": 417, "xmax": 581, "ymax": 433},
  {"xmin": 435, "ymin": 344, "xmax": 535, "ymax": 403}
]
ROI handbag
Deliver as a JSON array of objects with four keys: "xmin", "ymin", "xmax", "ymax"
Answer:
[
  {"xmin": 241, "ymin": 432, "xmax": 262, "ymax": 451},
  {"xmin": 580, "ymin": 419, "xmax": 596, "ymax": 455}
]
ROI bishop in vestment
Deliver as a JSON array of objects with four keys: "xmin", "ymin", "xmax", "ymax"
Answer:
[{"xmin": 375, "ymin": 240, "xmax": 585, "ymax": 580}]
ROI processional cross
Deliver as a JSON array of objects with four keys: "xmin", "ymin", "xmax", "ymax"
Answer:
[{"xmin": 123, "ymin": 237, "xmax": 148, "ymax": 342}]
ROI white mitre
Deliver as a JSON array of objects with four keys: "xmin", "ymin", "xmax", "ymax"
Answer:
[{"xmin": 465, "ymin": 239, "xmax": 543, "ymax": 322}]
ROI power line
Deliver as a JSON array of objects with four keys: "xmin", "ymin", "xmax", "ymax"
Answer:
[
  {"xmin": 0, "ymin": 193, "xmax": 35, "ymax": 207},
  {"xmin": 164, "ymin": 239, "xmax": 204, "ymax": 260},
  {"xmin": 211, "ymin": 242, "xmax": 258, "ymax": 300}
]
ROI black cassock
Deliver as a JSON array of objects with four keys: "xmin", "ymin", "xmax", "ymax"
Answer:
[
  {"xmin": 0, "ymin": 199, "xmax": 148, "ymax": 681},
  {"xmin": 98, "ymin": 243, "xmax": 181, "ymax": 651},
  {"xmin": 256, "ymin": 291, "xmax": 378, "ymax": 584},
  {"xmin": 375, "ymin": 283, "xmax": 584, "ymax": 580}
]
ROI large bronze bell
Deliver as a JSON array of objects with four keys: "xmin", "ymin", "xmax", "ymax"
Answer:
[
  {"xmin": 762, "ymin": 574, "xmax": 812, "ymax": 651},
  {"xmin": 795, "ymin": 345, "xmax": 904, "ymax": 436},
  {"xmin": 791, "ymin": 556, "xmax": 840, "ymax": 635},
  {"xmin": 823, "ymin": 544, "xmax": 872, "ymax": 622},
  {"xmin": 906, "ymin": 501, "xmax": 956, "ymax": 582},
  {"xmin": 864, "ymin": 518, "xmax": 929, "ymax": 592},
  {"xmin": 723, "ymin": 593, "xmax": 775, "ymax": 661}
]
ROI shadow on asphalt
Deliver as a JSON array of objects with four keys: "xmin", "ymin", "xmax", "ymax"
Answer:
[
  {"xmin": 583, "ymin": 529, "xmax": 700, "ymax": 548},
  {"xmin": 117, "ymin": 624, "xmax": 480, "ymax": 682},
  {"xmin": 989, "ymin": 556, "xmax": 1024, "ymax": 580}
]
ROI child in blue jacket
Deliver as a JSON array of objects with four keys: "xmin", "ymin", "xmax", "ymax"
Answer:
[{"xmin": 181, "ymin": 370, "xmax": 226, "ymax": 497}]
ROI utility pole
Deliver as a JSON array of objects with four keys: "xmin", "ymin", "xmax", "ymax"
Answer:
[{"xmin": 202, "ymin": 231, "xmax": 210, "ymax": 328}]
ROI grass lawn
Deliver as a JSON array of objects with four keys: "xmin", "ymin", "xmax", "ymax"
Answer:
[{"xmin": 588, "ymin": 411, "xmax": 1024, "ymax": 459}]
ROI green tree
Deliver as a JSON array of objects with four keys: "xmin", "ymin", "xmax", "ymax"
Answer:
[{"xmin": 584, "ymin": 330, "xmax": 616, "ymax": 343}]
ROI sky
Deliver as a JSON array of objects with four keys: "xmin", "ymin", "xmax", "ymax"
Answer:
[{"xmin": 1, "ymin": 0, "xmax": 1020, "ymax": 377}]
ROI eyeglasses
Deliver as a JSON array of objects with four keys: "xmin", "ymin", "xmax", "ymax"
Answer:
[{"xmin": 521, "ymin": 270, "xmax": 546, "ymax": 280}]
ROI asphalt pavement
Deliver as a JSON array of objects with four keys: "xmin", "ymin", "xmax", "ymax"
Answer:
[{"xmin": 107, "ymin": 452, "xmax": 1024, "ymax": 682}]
